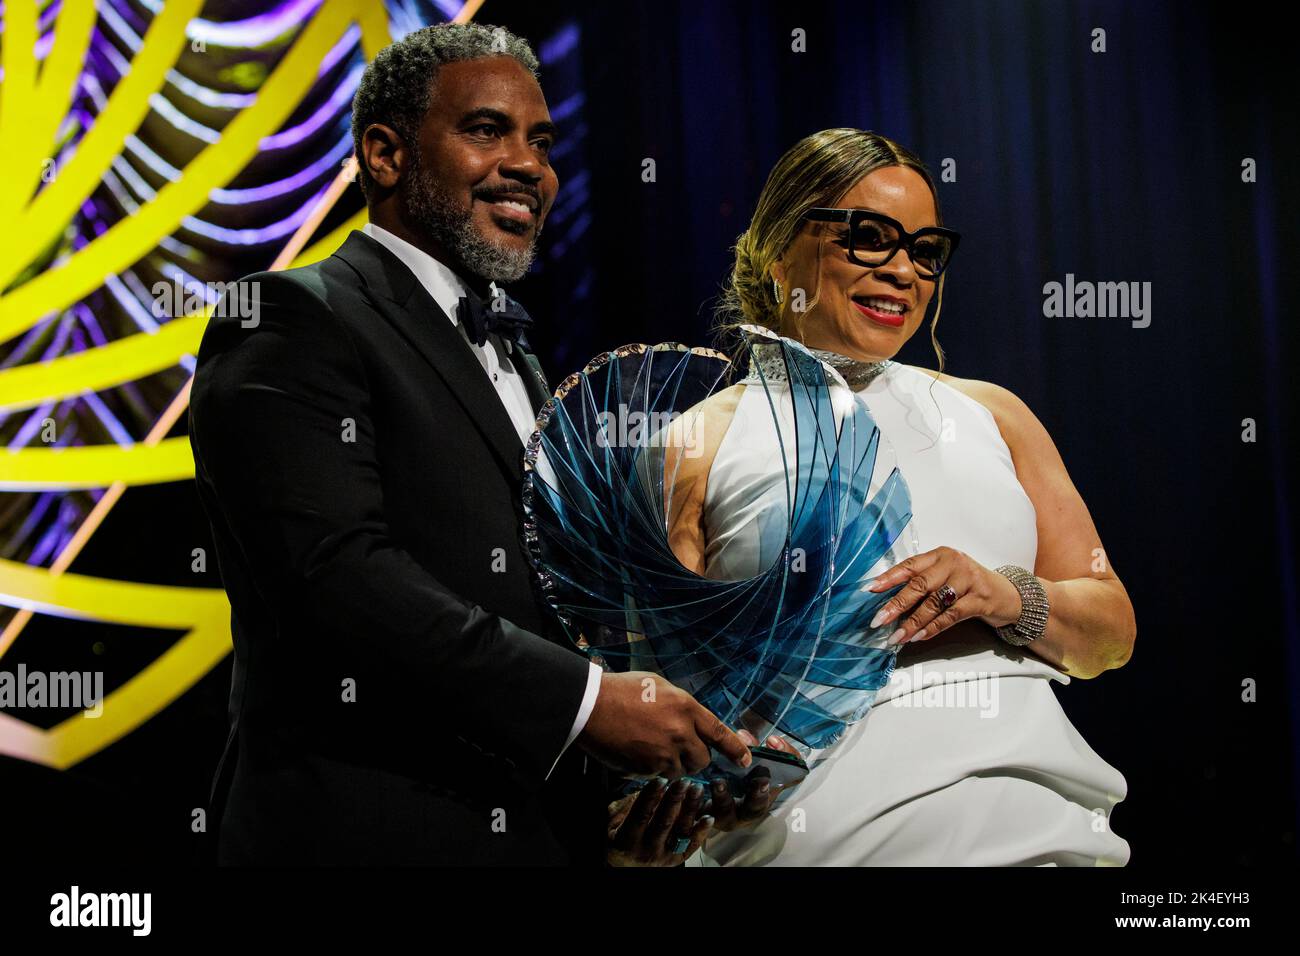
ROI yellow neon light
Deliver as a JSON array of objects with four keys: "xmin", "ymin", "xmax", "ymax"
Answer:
[
  {"xmin": 0, "ymin": 0, "xmax": 486, "ymax": 771},
  {"xmin": 0, "ymin": 438, "xmax": 196, "ymax": 491},
  {"xmin": 0, "ymin": 316, "xmax": 205, "ymax": 413},
  {"xmin": 0, "ymin": 0, "xmax": 353, "ymax": 341},
  {"xmin": 0, "ymin": 0, "xmax": 96, "ymax": 231},
  {"xmin": 0, "ymin": 557, "xmax": 232, "ymax": 769},
  {"xmin": 0, "ymin": 0, "xmax": 205, "ymax": 294}
]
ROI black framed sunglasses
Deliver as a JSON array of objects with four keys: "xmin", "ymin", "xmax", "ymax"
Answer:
[{"xmin": 804, "ymin": 207, "xmax": 961, "ymax": 279}]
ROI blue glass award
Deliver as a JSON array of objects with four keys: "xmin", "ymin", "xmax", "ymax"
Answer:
[{"xmin": 522, "ymin": 327, "xmax": 919, "ymax": 794}]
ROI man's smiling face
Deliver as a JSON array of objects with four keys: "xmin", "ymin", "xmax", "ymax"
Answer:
[{"xmin": 401, "ymin": 55, "xmax": 559, "ymax": 283}]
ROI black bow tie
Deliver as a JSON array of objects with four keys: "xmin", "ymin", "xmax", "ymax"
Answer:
[{"xmin": 456, "ymin": 289, "xmax": 534, "ymax": 350}]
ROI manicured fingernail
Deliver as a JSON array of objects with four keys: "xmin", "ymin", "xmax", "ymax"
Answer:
[
  {"xmin": 866, "ymin": 576, "xmax": 882, "ymax": 591},
  {"xmin": 713, "ymin": 780, "xmax": 728, "ymax": 794},
  {"xmin": 766, "ymin": 735, "xmax": 782, "ymax": 747},
  {"xmin": 700, "ymin": 815, "xmax": 715, "ymax": 828},
  {"xmin": 887, "ymin": 628, "xmax": 907, "ymax": 646},
  {"xmin": 910, "ymin": 628, "xmax": 927, "ymax": 642},
  {"xmin": 756, "ymin": 781, "xmax": 770, "ymax": 794},
  {"xmin": 870, "ymin": 607, "xmax": 890, "ymax": 628}
]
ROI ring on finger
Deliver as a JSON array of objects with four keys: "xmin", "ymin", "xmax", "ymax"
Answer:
[{"xmin": 936, "ymin": 583, "xmax": 958, "ymax": 609}]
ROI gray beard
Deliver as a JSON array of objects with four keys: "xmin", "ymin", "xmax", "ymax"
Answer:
[{"xmin": 402, "ymin": 148, "xmax": 537, "ymax": 284}]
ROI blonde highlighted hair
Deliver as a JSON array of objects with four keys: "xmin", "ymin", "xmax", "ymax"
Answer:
[{"xmin": 716, "ymin": 128, "xmax": 949, "ymax": 373}]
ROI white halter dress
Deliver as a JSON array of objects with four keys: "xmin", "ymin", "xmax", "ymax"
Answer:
[{"xmin": 694, "ymin": 340, "xmax": 1130, "ymax": 866}]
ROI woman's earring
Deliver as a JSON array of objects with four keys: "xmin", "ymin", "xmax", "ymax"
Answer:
[{"xmin": 773, "ymin": 278, "xmax": 784, "ymax": 305}]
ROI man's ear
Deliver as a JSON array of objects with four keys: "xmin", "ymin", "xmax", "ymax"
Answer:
[{"xmin": 362, "ymin": 123, "xmax": 407, "ymax": 190}]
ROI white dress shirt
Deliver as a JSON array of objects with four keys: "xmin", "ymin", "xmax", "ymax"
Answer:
[{"xmin": 362, "ymin": 222, "xmax": 602, "ymax": 776}]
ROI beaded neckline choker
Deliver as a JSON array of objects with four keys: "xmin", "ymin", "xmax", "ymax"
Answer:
[
  {"xmin": 807, "ymin": 347, "xmax": 894, "ymax": 389},
  {"xmin": 744, "ymin": 340, "xmax": 892, "ymax": 390}
]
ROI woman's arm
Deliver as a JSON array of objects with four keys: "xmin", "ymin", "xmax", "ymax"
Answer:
[{"xmin": 956, "ymin": 378, "xmax": 1137, "ymax": 678}]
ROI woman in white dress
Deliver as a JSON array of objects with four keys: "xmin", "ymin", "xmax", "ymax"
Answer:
[{"xmin": 672, "ymin": 129, "xmax": 1136, "ymax": 865}]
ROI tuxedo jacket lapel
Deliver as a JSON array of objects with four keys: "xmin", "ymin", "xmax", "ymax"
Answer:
[{"xmin": 331, "ymin": 230, "xmax": 525, "ymax": 478}]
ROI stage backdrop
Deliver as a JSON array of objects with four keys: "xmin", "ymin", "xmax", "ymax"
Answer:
[{"xmin": 0, "ymin": 0, "xmax": 1294, "ymax": 866}]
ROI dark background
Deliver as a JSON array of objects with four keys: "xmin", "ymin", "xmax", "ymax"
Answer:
[{"xmin": 5, "ymin": 0, "xmax": 1295, "ymax": 867}]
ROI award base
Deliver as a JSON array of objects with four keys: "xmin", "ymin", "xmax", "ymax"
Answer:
[
  {"xmin": 706, "ymin": 744, "xmax": 809, "ymax": 792},
  {"xmin": 610, "ymin": 746, "xmax": 810, "ymax": 805}
]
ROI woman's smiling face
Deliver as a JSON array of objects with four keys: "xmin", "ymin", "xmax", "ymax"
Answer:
[{"xmin": 772, "ymin": 165, "xmax": 940, "ymax": 363}]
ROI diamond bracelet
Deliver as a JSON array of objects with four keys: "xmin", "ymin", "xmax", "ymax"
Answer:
[{"xmin": 993, "ymin": 564, "xmax": 1049, "ymax": 647}]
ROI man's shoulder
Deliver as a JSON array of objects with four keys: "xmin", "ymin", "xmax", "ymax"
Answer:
[
  {"xmin": 236, "ymin": 254, "xmax": 351, "ymax": 306},
  {"xmin": 198, "ymin": 256, "xmax": 371, "ymax": 369},
  {"xmin": 219, "ymin": 250, "xmax": 383, "ymax": 340}
]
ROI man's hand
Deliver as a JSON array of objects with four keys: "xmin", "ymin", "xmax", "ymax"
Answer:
[
  {"xmin": 606, "ymin": 778, "xmax": 712, "ymax": 866},
  {"xmin": 577, "ymin": 672, "xmax": 752, "ymax": 778}
]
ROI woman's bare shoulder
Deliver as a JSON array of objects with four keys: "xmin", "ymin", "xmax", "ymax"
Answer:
[
  {"xmin": 901, "ymin": 364, "xmax": 1029, "ymax": 430},
  {"xmin": 904, "ymin": 365, "xmax": 1060, "ymax": 466},
  {"xmin": 687, "ymin": 382, "xmax": 747, "ymax": 418},
  {"xmin": 666, "ymin": 384, "xmax": 747, "ymax": 475}
]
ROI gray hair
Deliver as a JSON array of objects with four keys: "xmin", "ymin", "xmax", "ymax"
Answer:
[{"xmin": 350, "ymin": 23, "xmax": 540, "ymax": 202}]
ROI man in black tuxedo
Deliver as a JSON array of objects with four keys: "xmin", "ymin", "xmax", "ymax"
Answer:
[{"xmin": 188, "ymin": 23, "xmax": 751, "ymax": 866}]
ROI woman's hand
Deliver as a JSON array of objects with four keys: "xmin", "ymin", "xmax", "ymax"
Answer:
[
  {"xmin": 867, "ymin": 546, "xmax": 1023, "ymax": 646},
  {"xmin": 606, "ymin": 777, "xmax": 713, "ymax": 866}
]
